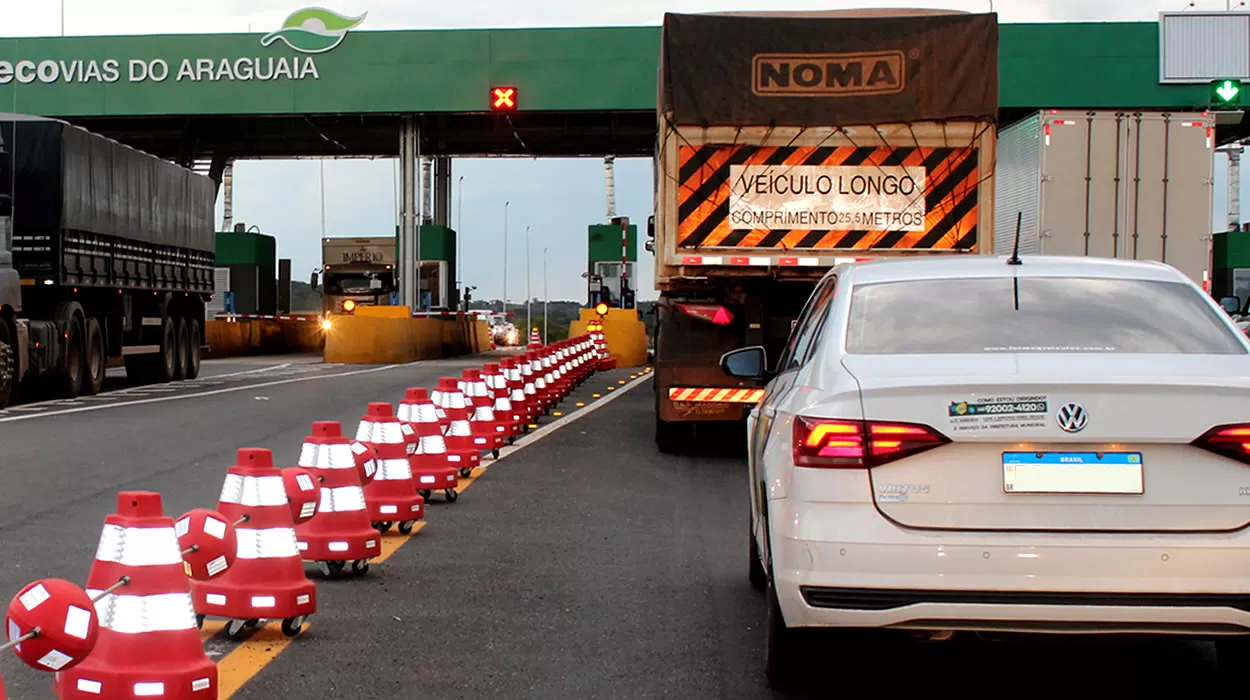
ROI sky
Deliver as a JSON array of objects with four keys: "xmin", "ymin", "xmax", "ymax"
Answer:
[{"xmin": 2, "ymin": 0, "xmax": 1248, "ymax": 301}]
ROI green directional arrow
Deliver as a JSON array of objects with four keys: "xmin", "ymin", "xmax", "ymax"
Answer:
[{"xmin": 1218, "ymin": 80, "xmax": 1241, "ymax": 102}]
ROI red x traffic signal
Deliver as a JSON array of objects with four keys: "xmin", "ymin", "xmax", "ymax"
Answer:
[{"xmin": 491, "ymin": 86, "xmax": 517, "ymax": 111}]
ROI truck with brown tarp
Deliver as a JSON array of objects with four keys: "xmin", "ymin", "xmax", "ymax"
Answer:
[{"xmin": 649, "ymin": 9, "xmax": 999, "ymax": 451}]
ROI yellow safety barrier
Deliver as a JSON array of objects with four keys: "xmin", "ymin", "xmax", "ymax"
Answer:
[
  {"xmin": 569, "ymin": 307, "xmax": 647, "ymax": 368},
  {"xmin": 323, "ymin": 308, "xmax": 492, "ymax": 364},
  {"xmin": 204, "ymin": 318, "xmax": 323, "ymax": 359}
]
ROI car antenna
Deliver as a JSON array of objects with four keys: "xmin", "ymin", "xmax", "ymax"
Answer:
[{"xmin": 1006, "ymin": 211, "xmax": 1023, "ymax": 266}]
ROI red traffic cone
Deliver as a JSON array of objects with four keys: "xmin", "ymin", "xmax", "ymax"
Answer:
[
  {"xmin": 191, "ymin": 449, "xmax": 316, "ymax": 640},
  {"xmin": 294, "ymin": 422, "xmax": 382, "ymax": 578},
  {"xmin": 499, "ymin": 357, "xmax": 534, "ymax": 427},
  {"xmin": 527, "ymin": 328, "xmax": 542, "ymax": 348},
  {"xmin": 433, "ymin": 378, "xmax": 481, "ymax": 476},
  {"xmin": 355, "ymin": 403, "xmax": 425, "ymax": 535},
  {"xmin": 401, "ymin": 389, "xmax": 461, "ymax": 504},
  {"xmin": 527, "ymin": 352, "xmax": 553, "ymax": 412},
  {"xmin": 518, "ymin": 353, "xmax": 541, "ymax": 419},
  {"xmin": 463, "ymin": 369, "xmax": 507, "ymax": 457},
  {"xmin": 482, "ymin": 363, "xmax": 521, "ymax": 438},
  {"xmin": 55, "ymin": 491, "xmax": 217, "ymax": 699}
]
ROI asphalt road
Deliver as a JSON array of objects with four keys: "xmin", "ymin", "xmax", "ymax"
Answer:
[{"xmin": 0, "ymin": 355, "xmax": 1231, "ymax": 697}]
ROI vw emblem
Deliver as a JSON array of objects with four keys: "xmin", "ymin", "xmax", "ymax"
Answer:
[{"xmin": 1056, "ymin": 403, "xmax": 1088, "ymax": 433}]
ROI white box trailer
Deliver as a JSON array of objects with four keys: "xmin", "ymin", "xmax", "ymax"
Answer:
[{"xmin": 994, "ymin": 110, "xmax": 1215, "ymax": 287}]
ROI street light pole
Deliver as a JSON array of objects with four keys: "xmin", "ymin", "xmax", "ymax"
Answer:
[
  {"xmin": 525, "ymin": 225, "xmax": 531, "ymax": 336},
  {"xmin": 543, "ymin": 247, "xmax": 549, "ymax": 344},
  {"xmin": 502, "ymin": 201, "xmax": 509, "ymax": 314}
]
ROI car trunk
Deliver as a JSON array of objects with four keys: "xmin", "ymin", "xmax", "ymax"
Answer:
[{"xmin": 840, "ymin": 354, "xmax": 1250, "ymax": 533}]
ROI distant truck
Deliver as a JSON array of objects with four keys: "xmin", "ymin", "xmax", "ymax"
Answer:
[
  {"xmin": 995, "ymin": 109, "xmax": 1215, "ymax": 288},
  {"xmin": 0, "ymin": 114, "xmax": 215, "ymax": 409},
  {"xmin": 312, "ymin": 237, "xmax": 398, "ymax": 316},
  {"xmin": 649, "ymin": 9, "xmax": 999, "ymax": 451}
]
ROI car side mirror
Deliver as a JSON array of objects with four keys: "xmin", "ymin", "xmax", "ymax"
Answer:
[
  {"xmin": 720, "ymin": 346, "xmax": 768, "ymax": 380},
  {"xmin": 1220, "ymin": 295, "xmax": 1241, "ymax": 315},
  {"xmin": 310, "ymin": 271, "xmax": 319, "ymax": 290}
]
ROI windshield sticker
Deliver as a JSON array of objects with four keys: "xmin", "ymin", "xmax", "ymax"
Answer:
[{"xmin": 948, "ymin": 395, "xmax": 1048, "ymax": 432}]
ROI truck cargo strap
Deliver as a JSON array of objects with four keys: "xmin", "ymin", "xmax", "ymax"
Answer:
[
  {"xmin": 668, "ymin": 387, "xmax": 766, "ymax": 404},
  {"xmin": 679, "ymin": 255, "xmax": 873, "ymax": 268}
]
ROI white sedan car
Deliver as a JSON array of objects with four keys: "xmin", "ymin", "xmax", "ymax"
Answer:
[{"xmin": 721, "ymin": 254, "xmax": 1250, "ymax": 688}]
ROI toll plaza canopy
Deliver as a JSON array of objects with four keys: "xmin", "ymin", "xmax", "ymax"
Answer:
[{"xmin": 0, "ymin": 11, "xmax": 1223, "ymax": 164}]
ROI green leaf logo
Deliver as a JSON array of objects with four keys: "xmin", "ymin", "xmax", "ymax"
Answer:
[{"xmin": 260, "ymin": 7, "xmax": 367, "ymax": 54}]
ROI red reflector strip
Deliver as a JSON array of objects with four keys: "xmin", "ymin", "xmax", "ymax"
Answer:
[{"xmin": 668, "ymin": 387, "xmax": 765, "ymax": 403}]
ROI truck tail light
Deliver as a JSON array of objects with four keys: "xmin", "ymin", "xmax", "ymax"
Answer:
[
  {"xmin": 1191, "ymin": 424, "xmax": 1250, "ymax": 464},
  {"xmin": 793, "ymin": 417, "xmax": 950, "ymax": 468},
  {"xmin": 342, "ymin": 299, "xmax": 356, "ymax": 313},
  {"xmin": 674, "ymin": 303, "xmax": 733, "ymax": 326}
]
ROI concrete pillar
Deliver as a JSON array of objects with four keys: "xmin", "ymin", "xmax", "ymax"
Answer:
[
  {"xmin": 421, "ymin": 157, "xmax": 434, "ymax": 226},
  {"xmin": 399, "ymin": 117, "xmax": 418, "ymax": 310},
  {"xmin": 434, "ymin": 156, "xmax": 451, "ymax": 227},
  {"xmin": 221, "ymin": 162, "xmax": 234, "ymax": 233}
]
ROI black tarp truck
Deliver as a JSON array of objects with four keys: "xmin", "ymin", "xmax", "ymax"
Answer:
[
  {"xmin": 649, "ymin": 9, "xmax": 999, "ymax": 451},
  {"xmin": 0, "ymin": 114, "xmax": 215, "ymax": 408}
]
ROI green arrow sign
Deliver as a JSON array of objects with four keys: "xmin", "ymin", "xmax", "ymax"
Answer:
[{"xmin": 1213, "ymin": 79, "xmax": 1242, "ymax": 106}]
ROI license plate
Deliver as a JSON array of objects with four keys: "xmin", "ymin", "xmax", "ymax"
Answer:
[{"xmin": 1002, "ymin": 452, "xmax": 1144, "ymax": 495}]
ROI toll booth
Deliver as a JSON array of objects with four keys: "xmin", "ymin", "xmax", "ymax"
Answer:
[
  {"xmin": 211, "ymin": 226, "xmax": 277, "ymax": 318},
  {"xmin": 1214, "ymin": 227, "xmax": 1250, "ymax": 311},
  {"xmin": 587, "ymin": 216, "xmax": 637, "ymax": 308},
  {"xmin": 395, "ymin": 225, "xmax": 458, "ymax": 311}
]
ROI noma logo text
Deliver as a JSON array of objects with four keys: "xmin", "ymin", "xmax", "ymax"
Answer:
[{"xmin": 753, "ymin": 51, "xmax": 905, "ymax": 97}]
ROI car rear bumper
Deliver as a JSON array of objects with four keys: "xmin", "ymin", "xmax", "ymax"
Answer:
[{"xmin": 771, "ymin": 501, "xmax": 1250, "ymax": 635}]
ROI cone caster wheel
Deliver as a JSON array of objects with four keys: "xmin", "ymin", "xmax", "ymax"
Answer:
[
  {"xmin": 281, "ymin": 615, "xmax": 307, "ymax": 638},
  {"xmin": 459, "ymin": 467, "xmax": 472, "ymax": 478},
  {"xmin": 195, "ymin": 614, "xmax": 205, "ymax": 629},
  {"xmin": 318, "ymin": 560, "xmax": 346, "ymax": 578},
  {"xmin": 507, "ymin": 436, "xmax": 517, "ymax": 445},
  {"xmin": 445, "ymin": 488, "xmax": 459, "ymax": 503},
  {"xmin": 351, "ymin": 558, "xmax": 371, "ymax": 576},
  {"xmin": 398, "ymin": 520, "xmax": 417, "ymax": 535},
  {"xmin": 371, "ymin": 521, "xmax": 394, "ymax": 533},
  {"xmin": 491, "ymin": 448, "xmax": 501, "ymax": 459},
  {"xmin": 419, "ymin": 489, "xmax": 432, "ymax": 500},
  {"xmin": 225, "ymin": 618, "xmax": 251, "ymax": 641}
]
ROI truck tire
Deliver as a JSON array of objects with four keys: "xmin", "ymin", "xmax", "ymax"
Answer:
[
  {"xmin": 0, "ymin": 316, "xmax": 16, "ymax": 410},
  {"xmin": 185, "ymin": 319, "xmax": 201, "ymax": 380},
  {"xmin": 81, "ymin": 317, "xmax": 106, "ymax": 397},
  {"xmin": 54, "ymin": 303, "xmax": 86, "ymax": 399},
  {"xmin": 173, "ymin": 318, "xmax": 189, "ymax": 381},
  {"xmin": 153, "ymin": 317, "xmax": 177, "ymax": 383}
]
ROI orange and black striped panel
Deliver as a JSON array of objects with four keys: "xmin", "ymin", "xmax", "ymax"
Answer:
[
  {"xmin": 668, "ymin": 387, "xmax": 766, "ymax": 403},
  {"xmin": 676, "ymin": 144, "xmax": 980, "ymax": 251}
]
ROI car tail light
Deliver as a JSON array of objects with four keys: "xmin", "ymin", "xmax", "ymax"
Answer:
[
  {"xmin": 1192, "ymin": 424, "xmax": 1250, "ymax": 464},
  {"xmin": 674, "ymin": 303, "xmax": 733, "ymax": 326},
  {"xmin": 793, "ymin": 417, "xmax": 950, "ymax": 468}
]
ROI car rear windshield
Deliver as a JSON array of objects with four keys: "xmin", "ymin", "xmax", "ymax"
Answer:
[{"xmin": 845, "ymin": 276, "xmax": 1248, "ymax": 355}]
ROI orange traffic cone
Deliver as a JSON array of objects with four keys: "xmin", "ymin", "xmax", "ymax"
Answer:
[
  {"xmin": 401, "ymin": 388, "xmax": 461, "ymax": 504},
  {"xmin": 356, "ymin": 403, "xmax": 425, "ymax": 535},
  {"xmin": 294, "ymin": 422, "xmax": 382, "ymax": 578},
  {"xmin": 55, "ymin": 492, "xmax": 217, "ymax": 699},
  {"xmin": 433, "ymin": 378, "xmax": 481, "ymax": 475},
  {"xmin": 462, "ymin": 369, "xmax": 507, "ymax": 456},
  {"xmin": 191, "ymin": 449, "xmax": 316, "ymax": 640}
]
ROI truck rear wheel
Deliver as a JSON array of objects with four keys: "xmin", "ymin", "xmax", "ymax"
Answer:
[
  {"xmin": 54, "ymin": 303, "xmax": 85, "ymax": 399},
  {"xmin": 153, "ymin": 316, "xmax": 176, "ymax": 383},
  {"xmin": 0, "ymin": 316, "xmax": 16, "ymax": 410},
  {"xmin": 185, "ymin": 319, "xmax": 201, "ymax": 380},
  {"xmin": 173, "ymin": 318, "xmax": 189, "ymax": 381},
  {"xmin": 81, "ymin": 317, "xmax": 105, "ymax": 396}
]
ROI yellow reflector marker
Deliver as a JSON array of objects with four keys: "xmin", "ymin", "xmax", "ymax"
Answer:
[{"xmin": 576, "ymin": 402, "xmax": 585, "ymax": 407}]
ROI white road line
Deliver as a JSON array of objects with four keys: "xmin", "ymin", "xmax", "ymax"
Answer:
[
  {"xmin": 491, "ymin": 372, "xmax": 653, "ymax": 462},
  {"xmin": 199, "ymin": 362, "xmax": 295, "ymax": 380},
  {"xmin": 0, "ymin": 362, "xmax": 417, "ymax": 424}
]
